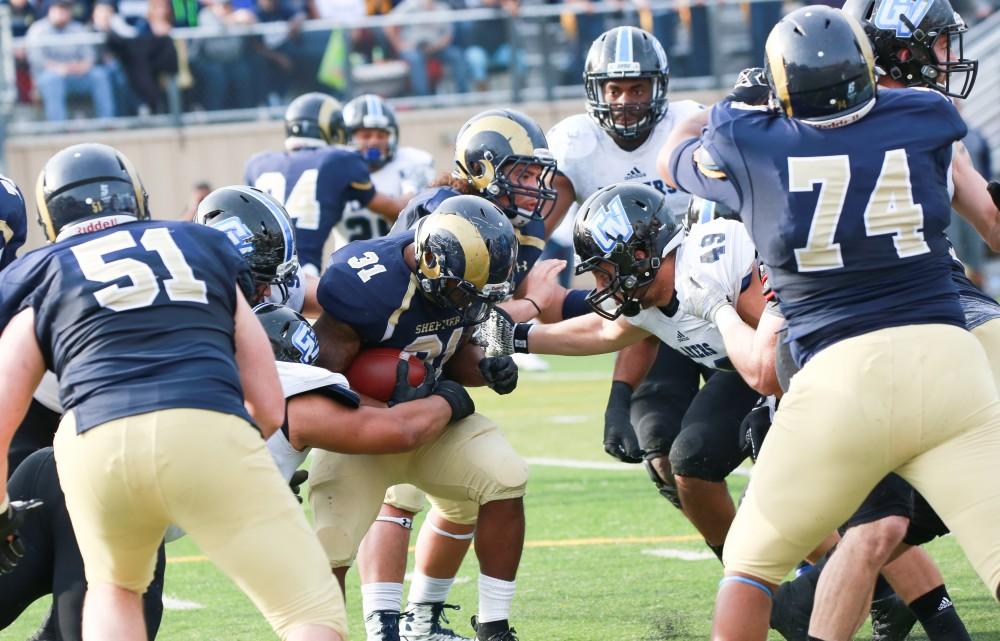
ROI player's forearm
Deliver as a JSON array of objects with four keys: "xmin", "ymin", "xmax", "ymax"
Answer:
[
  {"xmin": 526, "ymin": 314, "xmax": 642, "ymax": 356},
  {"xmin": 952, "ymin": 144, "xmax": 1000, "ymax": 252},
  {"xmin": 0, "ymin": 308, "xmax": 47, "ymax": 478},
  {"xmin": 611, "ymin": 335, "xmax": 659, "ymax": 388},
  {"xmin": 498, "ymin": 297, "xmax": 541, "ymax": 323},
  {"xmin": 291, "ymin": 397, "xmax": 452, "ymax": 453},
  {"xmin": 714, "ymin": 305, "xmax": 778, "ymax": 395},
  {"xmin": 443, "ymin": 342, "xmax": 487, "ymax": 386}
]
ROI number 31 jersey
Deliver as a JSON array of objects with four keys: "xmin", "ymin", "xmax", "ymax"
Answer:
[
  {"xmin": 627, "ymin": 218, "xmax": 756, "ymax": 370},
  {"xmin": 0, "ymin": 220, "xmax": 253, "ymax": 433},
  {"xmin": 317, "ymin": 232, "xmax": 467, "ymax": 371}
]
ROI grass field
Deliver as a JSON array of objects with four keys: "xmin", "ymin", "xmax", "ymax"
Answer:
[{"xmin": 4, "ymin": 354, "xmax": 999, "ymax": 640}]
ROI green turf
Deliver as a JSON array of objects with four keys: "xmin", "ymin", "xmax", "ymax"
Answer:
[{"xmin": 4, "ymin": 355, "xmax": 999, "ymax": 640}]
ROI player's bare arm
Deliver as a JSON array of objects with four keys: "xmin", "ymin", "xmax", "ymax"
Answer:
[
  {"xmin": 526, "ymin": 312, "xmax": 650, "ymax": 356},
  {"xmin": 233, "ymin": 293, "xmax": 285, "ymax": 436},
  {"xmin": 611, "ymin": 334, "xmax": 660, "ymax": 389},
  {"xmin": 500, "ymin": 259, "xmax": 568, "ymax": 323},
  {"xmin": 299, "ymin": 272, "xmax": 323, "ymax": 318},
  {"xmin": 313, "ymin": 312, "xmax": 362, "ymax": 373},
  {"xmin": 658, "ymin": 109, "xmax": 711, "ymax": 190},
  {"xmin": 951, "ymin": 141, "xmax": 1000, "ymax": 251},
  {"xmin": 367, "ymin": 191, "xmax": 411, "ymax": 222},
  {"xmin": 543, "ymin": 173, "xmax": 577, "ymax": 238},
  {"xmin": 0, "ymin": 307, "xmax": 45, "ymax": 488},
  {"xmin": 442, "ymin": 341, "xmax": 488, "ymax": 386}
]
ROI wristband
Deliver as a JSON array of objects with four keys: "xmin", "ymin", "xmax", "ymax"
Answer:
[
  {"xmin": 562, "ymin": 288, "xmax": 592, "ymax": 319},
  {"xmin": 513, "ymin": 323, "xmax": 532, "ymax": 353}
]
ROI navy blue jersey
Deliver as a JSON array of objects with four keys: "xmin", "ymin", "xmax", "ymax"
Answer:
[
  {"xmin": 318, "ymin": 232, "xmax": 468, "ymax": 372},
  {"xmin": 0, "ymin": 175, "xmax": 27, "ymax": 271},
  {"xmin": 0, "ymin": 221, "xmax": 253, "ymax": 433},
  {"xmin": 391, "ymin": 186, "xmax": 545, "ymax": 290},
  {"xmin": 244, "ymin": 145, "xmax": 376, "ymax": 272},
  {"xmin": 671, "ymin": 90, "xmax": 967, "ymax": 364}
]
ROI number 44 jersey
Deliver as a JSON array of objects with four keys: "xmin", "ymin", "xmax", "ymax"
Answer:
[
  {"xmin": 0, "ymin": 220, "xmax": 253, "ymax": 433},
  {"xmin": 317, "ymin": 232, "xmax": 467, "ymax": 372}
]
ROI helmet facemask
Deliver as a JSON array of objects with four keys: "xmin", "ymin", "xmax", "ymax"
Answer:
[
  {"xmin": 881, "ymin": 15, "xmax": 978, "ymax": 99},
  {"xmin": 456, "ymin": 152, "xmax": 558, "ymax": 227},
  {"xmin": 576, "ymin": 239, "xmax": 661, "ymax": 321},
  {"xmin": 585, "ymin": 74, "xmax": 668, "ymax": 141}
]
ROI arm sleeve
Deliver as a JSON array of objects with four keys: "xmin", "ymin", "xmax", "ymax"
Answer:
[{"xmin": 669, "ymin": 137, "xmax": 742, "ymax": 213}]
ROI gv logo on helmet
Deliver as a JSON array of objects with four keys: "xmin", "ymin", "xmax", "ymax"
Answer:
[
  {"xmin": 589, "ymin": 195, "xmax": 634, "ymax": 253},
  {"xmin": 214, "ymin": 216, "xmax": 255, "ymax": 256},
  {"xmin": 291, "ymin": 323, "xmax": 319, "ymax": 364},
  {"xmin": 873, "ymin": 0, "xmax": 933, "ymax": 37}
]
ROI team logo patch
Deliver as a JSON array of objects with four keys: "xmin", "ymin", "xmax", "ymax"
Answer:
[
  {"xmin": 214, "ymin": 217, "xmax": 255, "ymax": 256},
  {"xmin": 589, "ymin": 195, "xmax": 634, "ymax": 253},
  {"xmin": 291, "ymin": 323, "xmax": 319, "ymax": 364},
  {"xmin": 872, "ymin": 0, "xmax": 933, "ymax": 37}
]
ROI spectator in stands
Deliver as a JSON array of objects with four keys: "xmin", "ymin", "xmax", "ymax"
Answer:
[
  {"xmin": 4, "ymin": 0, "xmax": 41, "ymax": 36},
  {"xmin": 386, "ymin": 0, "xmax": 470, "ymax": 95},
  {"xmin": 638, "ymin": 0, "xmax": 711, "ymax": 77},
  {"xmin": 253, "ymin": 0, "xmax": 327, "ymax": 101},
  {"xmin": 559, "ymin": 0, "xmax": 608, "ymax": 84},
  {"xmin": 26, "ymin": 0, "xmax": 116, "ymax": 120},
  {"xmin": 94, "ymin": 0, "xmax": 179, "ymax": 114},
  {"xmin": 462, "ymin": 0, "xmax": 520, "ymax": 91},
  {"xmin": 180, "ymin": 180, "xmax": 212, "ymax": 219},
  {"xmin": 189, "ymin": 0, "xmax": 259, "ymax": 109}
]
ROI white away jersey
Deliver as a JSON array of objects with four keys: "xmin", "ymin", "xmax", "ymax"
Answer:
[
  {"xmin": 333, "ymin": 146, "xmax": 435, "ymax": 250},
  {"xmin": 546, "ymin": 100, "xmax": 704, "ymax": 217},
  {"xmin": 627, "ymin": 218, "xmax": 756, "ymax": 370},
  {"xmin": 266, "ymin": 361, "xmax": 356, "ymax": 481}
]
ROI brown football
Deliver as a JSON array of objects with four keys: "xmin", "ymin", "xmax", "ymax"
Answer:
[{"xmin": 344, "ymin": 347, "xmax": 426, "ymax": 402}]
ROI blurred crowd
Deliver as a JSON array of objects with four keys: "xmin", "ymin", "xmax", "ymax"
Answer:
[{"xmin": 6, "ymin": 0, "xmax": 1000, "ymax": 121}]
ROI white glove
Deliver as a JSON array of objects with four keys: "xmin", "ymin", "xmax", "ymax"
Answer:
[{"xmin": 677, "ymin": 274, "xmax": 732, "ymax": 323}]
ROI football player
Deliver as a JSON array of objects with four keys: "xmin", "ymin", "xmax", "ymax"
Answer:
[
  {"xmin": 659, "ymin": 7, "xmax": 1000, "ymax": 641},
  {"xmin": 334, "ymin": 94, "xmax": 435, "ymax": 248},
  {"xmin": 545, "ymin": 26, "xmax": 748, "ymax": 563},
  {"xmin": 244, "ymin": 92, "xmax": 412, "ymax": 275},
  {"xmin": 308, "ymin": 195, "xmax": 527, "ymax": 641},
  {"xmin": 356, "ymin": 108, "xmax": 566, "ymax": 641},
  {"xmin": 482, "ymin": 182, "xmax": 769, "ymax": 559},
  {"xmin": 0, "ymin": 174, "xmax": 26, "ymax": 272},
  {"xmin": 0, "ymin": 143, "xmax": 346, "ymax": 641}
]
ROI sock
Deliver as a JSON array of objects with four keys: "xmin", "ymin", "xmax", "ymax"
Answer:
[
  {"xmin": 361, "ymin": 582, "xmax": 403, "ymax": 618},
  {"xmin": 908, "ymin": 585, "xmax": 972, "ymax": 641},
  {"xmin": 408, "ymin": 572, "xmax": 454, "ymax": 604},
  {"xmin": 872, "ymin": 574, "xmax": 894, "ymax": 602},
  {"xmin": 477, "ymin": 574, "xmax": 516, "ymax": 624}
]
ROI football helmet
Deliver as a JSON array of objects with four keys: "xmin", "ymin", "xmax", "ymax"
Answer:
[
  {"xmin": 196, "ymin": 186, "xmax": 299, "ymax": 304},
  {"xmin": 344, "ymin": 93, "xmax": 399, "ymax": 170},
  {"xmin": 253, "ymin": 302, "xmax": 319, "ymax": 365},
  {"xmin": 285, "ymin": 92, "xmax": 346, "ymax": 147},
  {"xmin": 574, "ymin": 183, "xmax": 683, "ymax": 320},
  {"xmin": 415, "ymin": 194, "xmax": 517, "ymax": 326},
  {"xmin": 843, "ymin": 0, "xmax": 977, "ymax": 98},
  {"xmin": 584, "ymin": 26, "xmax": 669, "ymax": 141},
  {"xmin": 684, "ymin": 195, "xmax": 741, "ymax": 230},
  {"xmin": 453, "ymin": 108, "xmax": 558, "ymax": 227},
  {"xmin": 765, "ymin": 6, "xmax": 878, "ymax": 128},
  {"xmin": 35, "ymin": 143, "xmax": 148, "ymax": 242}
]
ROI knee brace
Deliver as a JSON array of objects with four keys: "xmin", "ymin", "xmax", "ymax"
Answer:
[{"xmin": 644, "ymin": 457, "xmax": 682, "ymax": 510}]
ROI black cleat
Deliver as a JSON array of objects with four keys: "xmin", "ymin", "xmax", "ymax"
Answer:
[
  {"xmin": 471, "ymin": 616, "xmax": 520, "ymax": 641},
  {"xmin": 870, "ymin": 594, "xmax": 917, "ymax": 641},
  {"xmin": 769, "ymin": 569, "xmax": 818, "ymax": 641}
]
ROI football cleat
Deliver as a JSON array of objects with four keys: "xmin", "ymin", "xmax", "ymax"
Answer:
[
  {"xmin": 769, "ymin": 571, "xmax": 818, "ymax": 641},
  {"xmin": 870, "ymin": 594, "xmax": 918, "ymax": 641},
  {"xmin": 470, "ymin": 616, "xmax": 520, "ymax": 641},
  {"xmin": 400, "ymin": 602, "xmax": 472, "ymax": 641},
  {"xmin": 365, "ymin": 609, "xmax": 403, "ymax": 641}
]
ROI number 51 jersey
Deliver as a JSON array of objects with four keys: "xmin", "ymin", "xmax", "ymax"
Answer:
[
  {"xmin": 317, "ymin": 232, "xmax": 468, "ymax": 372},
  {"xmin": 0, "ymin": 220, "xmax": 253, "ymax": 433}
]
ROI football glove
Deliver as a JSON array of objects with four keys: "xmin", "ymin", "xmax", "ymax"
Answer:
[
  {"xmin": 603, "ymin": 381, "xmax": 643, "ymax": 464},
  {"xmin": 988, "ymin": 180, "xmax": 1000, "ymax": 211},
  {"xmin": 678, "ymin": 274, "xmax": 732, "ymax": 323},
  {"xmin": 727, "ymin": 67, "xmax": 771, "ymax": 106},
  {"xmin": 289, "ymin": 469, "xmax": 308, "ymax": 504},
  {"xmin": 0, "ymin": 497, "xmax": 43, "ymax": 574},
  {"xmin": 738, "ymin": 400, "xmax": 773, "ymax": 462},
  {"xmin": 478, "ymin": 356, "xmax": 518, "ymax": 395},
  {"xmin": 432, "ymin": 380, "xmax": 476, "ymax": 422},
  {"xmin": 478, "ymin": 307, "xmax": 532, "ymax": 357},
  {"xmin": 388, "ymin": 359, "xmax": 437, "ymax": 406}
]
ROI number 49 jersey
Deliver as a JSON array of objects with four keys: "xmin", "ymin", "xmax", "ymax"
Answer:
[
  {"xmin": 627, "ymin": 218, "xmax": 756, "ymax": 370},
  {"xmin": 244, "ymin": 145, "xmax": 376, "ymax": 273},
  {"xmin": 0, "ymin": 220, "xmax": 253, "ymax": 433},
  {"xmin": 670, "ymin": 89, "xmax": 967, "ymax": 363},
  {"xmin": 317, "ymin": 232, "xmax": 467, "ymax": 372}
]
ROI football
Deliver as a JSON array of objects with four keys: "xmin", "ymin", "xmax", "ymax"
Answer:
[{"xmin": 345, "ymin": 347, "xmax": 426, "ymax": 402}]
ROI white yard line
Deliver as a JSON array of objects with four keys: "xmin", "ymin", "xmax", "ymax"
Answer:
[
  {"xmin": 162, "ymin": 595, "xmax": 204, "ymax": 610},
  {"xmin": 641, "ymin": 548, "xmax": 717, "ymax": 561}
]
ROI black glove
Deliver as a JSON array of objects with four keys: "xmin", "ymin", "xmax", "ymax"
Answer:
[
  {"xmin": 388, "ymin": 359, "xmax": 436, "ymax": 406},
  {"xmin": 727, "ymin": 67, "xmax": 771, "ymax": 106},
  {"xmin": 478, "ymin": 356, "xmax": 518, "ymax": 395},
  {"xmin": 289, "ymin": 470, "xmax": 308, "ymax": 504},
  {"xmin": 988, "ymin": 180, "xmax": 1000, "ymax": 210},
  {"xmin": 603, "ymin": 381, "xmax": 643, "ymax": 463},
  {"xmin": 0, "ymin": 497, "xmax": 43, "ymax": 574},
  {"xmin": 738, "ymin": 401, "xmax": 772, "ymax": 462},
  {"xmin": 432, "ymin": 379, "xmax": 476, "ymax": 422}
]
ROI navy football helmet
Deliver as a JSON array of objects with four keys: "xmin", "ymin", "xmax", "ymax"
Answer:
[
  {"xmin": 574, "ymin": 183, "xmax": 683, "ymax": 320},
  {"xmin": 35, "ymin": 143, "xmax": 148, "ymax": 242},
  {"xmin": 196, "ymin": 186, "xmax": 299, "ymax": 304},
  {"xmin": 843, "ymin": 0, "xmax": 977, "ymax": 98},
  {"xmin": 254, "ymin": 302, "xmax": 319, "ymax": 365},
  {"xmin": 415, "ymin": 194, "xmax": 517, "ymax": 326},
  {"xmin": 765, "ymin": 6, "xmax": 878, "ymax": 127},
  {"xmin": 285, "ymin": 92, "xmax": 346, "ymax": 146},
  {"xmin": 584, "ymin": 26, "xmax": 670, "ymax": 141}
]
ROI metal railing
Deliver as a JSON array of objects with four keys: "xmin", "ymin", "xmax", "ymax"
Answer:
[{"xmin": 961, "ymin": 8, "xmax": 1000, "ymax": 177}]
